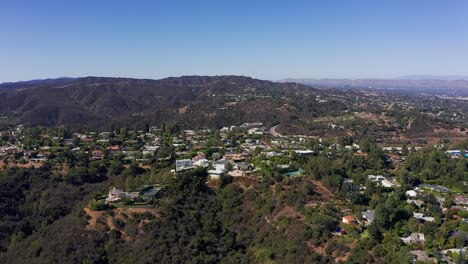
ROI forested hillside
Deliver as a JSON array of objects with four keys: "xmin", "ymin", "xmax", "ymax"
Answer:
[
  {"xmin": 0, "ymin": 76, "xmax": 311, "ymax": 128},
  {"xmin": 0, "ymin": 125, "xmax": 466, "ymax": 263}
]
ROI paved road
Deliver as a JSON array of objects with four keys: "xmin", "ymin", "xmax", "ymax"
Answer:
[
  {"xmin": 439, "ymin": 248, "xmax": 454, "ymax": 264},
  {"xmin": 269, "ymin": 125, "xmax": 283, "ymax": 137}
]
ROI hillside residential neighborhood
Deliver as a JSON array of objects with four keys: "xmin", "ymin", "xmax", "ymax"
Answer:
[
  {"xmin": 2, "ymin": 0, "xmax": 468, "ymax": 262},
  {"xmin": 0, "ymin": 122, "xmax": 467, "ymax": 263}
]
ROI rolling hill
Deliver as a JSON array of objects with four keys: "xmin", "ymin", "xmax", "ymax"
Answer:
[
  {"xmin": 0, "ymin": 76, "xmax": 316, "ymax": 128},
  {"xmin": 1, "ymin": 75, "xmax": 467, "ymax": 143}
]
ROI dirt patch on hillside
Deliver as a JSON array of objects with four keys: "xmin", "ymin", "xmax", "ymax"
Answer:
[
  {"xmin": 225, "ymin": 102, "xmax": 238, "ymax": 107},
  {"xmin": 0, "ymin": 159, "xmax": 44, "ymax": 171},
  {"xmin": 305, "ymin": 241, "xmax": 326, "ymax": 255},
  {"xmin": 84, "ymin": 207, "xmax": 106, "ymax": 230},
  {"xmin": 334, "ymin": 240, "xmax": 356, "ymax": 262},
  {"xmin": 355, "ymin": 112, "xmax": 379, "ymax": 120},
  {"xmin": 114, "ymin": 207, "xmax": 159, "ymax": 216},
  {"xmin": 139, "ymin": 163, "xmax": 151, "ymax": 170},
  {"xmin": 434, "ymin": 127, "xmax": 468, "ymax": 136},
  {"xmin": 178, "ymin": 105, "xmax": 189, "ymax": 114},
  {"xmin": 311, "ymin": 180, "xmax": 334, "ymax": 200},
  {"xmin": 233, "ymin": 177, "xmax": 258, "ymax": 191},
  {"xmin": 16, "ymin": 161, "xmax": 44, "ymax": 169},
  {"xmin": 273, "ymin": 206, "xmax": 304, "ymax": 222},
  {"xmin": 85, "ymin": 206, "xmax": 159, "ymax": 240}
]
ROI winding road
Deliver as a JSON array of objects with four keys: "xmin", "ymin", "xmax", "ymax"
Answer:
[{"xmin": 269, "ymin": 125, "xmax": 283, "ymax": 137}]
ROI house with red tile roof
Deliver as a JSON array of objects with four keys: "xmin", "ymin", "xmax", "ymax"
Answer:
[{"xmin": 342, "ymin": 215, "xmax": 357, "ymax": 224}]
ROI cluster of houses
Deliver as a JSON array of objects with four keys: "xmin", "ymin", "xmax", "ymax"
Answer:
[
  {"xmin": 334, "ymin": 173, "xmax": 467, "ymax": 263},
  {"xmin": 0, "ymin": 123, "xmax": 314, "ymax": 175},
  {"xmin": 446, "ymin": 149, "xmax": 468, "ymax": 159},
  {"xmin": 0, "ymin": 122, "xmax": 467, "ymax": 262},
  {"xmin": 0, "ymin": 144, "xmax": 50, "ymax": 162},
  {"xmin": 0, "ymin": 145, "xmax": 21, "ymax": 155},
  {"xmin": 175, "ymin": 154, "xmax": 255, "ymax": 180}
]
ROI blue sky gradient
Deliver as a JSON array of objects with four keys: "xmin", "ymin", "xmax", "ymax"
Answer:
[{"xmin": 1, "ymin": 0, "xmax": 468, "ymax": 82}]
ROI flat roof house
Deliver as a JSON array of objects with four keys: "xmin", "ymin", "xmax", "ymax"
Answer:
[{"xmin": 175, "ymin": 159, "xmax": 194, "ymax": 172}]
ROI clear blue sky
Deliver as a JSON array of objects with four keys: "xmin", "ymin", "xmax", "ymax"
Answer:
[{"xmin": 1, "ymin": 0, "xmax": 468, "ymax": 82}]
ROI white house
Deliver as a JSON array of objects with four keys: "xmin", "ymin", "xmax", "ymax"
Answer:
[
  {"xmin": 175, "ymin": 159, "xmax": 194, "ymax": 172},
  {"xmin": 406, "ymin": 190, "xmax": 417, "ymax": 197},
  {"xmin": 413, "ymin": 212, "xmax": 435, "ymax": 222},
  {"xmin": 193, "ymin": 158, "xmax": 210, "ymax": 168},
  {"xmin": 145, "ymin": 145, "xmax": 160, "ymax": 152},
  {"xmin": 368, "ymin": 175, "xmax": 385, "ymax": 182},
  {"xmin": 362, "ymin": 210, "xmax": 375, "ymax": 223},
  {"xmin": 214, "ymin": 159, "xmax": 230, "ymax": 171},
  {"xmin": 368, "ymin": 175, "xmax": 399, "ymax": 188},
  {"xmin": 401, "ymin": 233, "xmax": 425, "ymax": 244},
  {"xmin": 207, "ymin": 168, "xmax": 224, "ymax": 180},
  {"xmin": 381, "ymin": 179, "xmax": 397, "ymax": 188},
  {"xmin": 294, "ymin": 149, "xmax": 315, "ymax": 156},
  {"xmin": 105, "ymin": 187, "xmax": 139, "ymax": 203},
  {"xmin": 248, "ymin": 128, "xmax": 264, "ymax": 135}
]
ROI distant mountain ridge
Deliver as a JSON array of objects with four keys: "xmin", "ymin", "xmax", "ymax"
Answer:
[
  {"xmin": 0, "ymin": 75, "xmax": 301, "ymax": 92},
  {"xmin": 0, "ymin": 75, "xmax": 314, "ymax": 128},
  {"xmin": 0, "ymin": 77, "xmax": 77, "ymax": 91}
]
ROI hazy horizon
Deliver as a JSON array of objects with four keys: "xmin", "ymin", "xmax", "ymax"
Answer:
[{"xmin": 4, "ymin": 73, "xmax": 468, "ymax": 85}]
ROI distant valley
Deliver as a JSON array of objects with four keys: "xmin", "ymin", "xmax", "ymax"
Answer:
[{"xmin": 283, "ymin": 78, "xmax": 468, "ymax": 96}]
